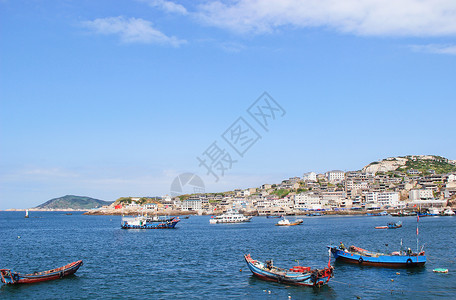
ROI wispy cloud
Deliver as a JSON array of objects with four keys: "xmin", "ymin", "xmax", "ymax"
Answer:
[
  {"xmin": 220, "ymin": 41, "xmax": 246, "ymax": 53},
  {"xmin": 409, "ymin": 44, "xmax": 456, "ymax": 55},
  {"xmin": 196, "ymin": 0, "xmax": 456, "ymax": 37},
  {"xmin": 138, "ymin": 0, "xmax": 188, "ymax": 15},
  {"xmin": 82, "ymin": 16, "xmax": 186, "ymax": 46}
]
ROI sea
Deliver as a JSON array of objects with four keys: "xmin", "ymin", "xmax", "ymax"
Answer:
[{"xmin": 0, "ymin": 211, "xmax": 455, "ymax": 299}]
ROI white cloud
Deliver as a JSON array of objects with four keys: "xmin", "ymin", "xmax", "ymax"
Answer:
[
  {"xmin": 409, "ymin": 44, "xmax": 456, "ymax": 55},
  {"xmin": 196, "ymin": 0, "xmax": 456, "ymax": 36},
  {"xmin": 82, "ymin": 16, "xmax": 186, "ymax": 46},
  {"xmin": 138, "ymin": 0, "xmax": 188, "ymax": 15}
]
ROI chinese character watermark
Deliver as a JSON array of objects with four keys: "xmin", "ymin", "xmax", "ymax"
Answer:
[
  {"xmin": 247, "ymin": 92, "xmax": 286, "ymax": 131},
  {"xmin": 222, "ymin": 117, "xmax": 261, "ymax": 157},
  {"xmin": 170, "ymin": 172, "xmax": 205, "ymax": 197}
]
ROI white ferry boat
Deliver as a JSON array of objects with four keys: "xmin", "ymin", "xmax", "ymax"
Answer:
[{"xmin": 210, "ymin": 209, "xmax": 252, "ymax": 224}]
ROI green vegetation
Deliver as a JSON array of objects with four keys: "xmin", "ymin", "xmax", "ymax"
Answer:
[
  {"xmin": 296, "ymin": 188, "xmax": 308, "ymax": 194},
  {"xmin": 36, "ymin": 195, "xmax": 113, "ymax": 209},
  {"xmin": 273, "ymin": 189, "xmax": 290, "ymax": 198},
  {"xmin": 114, "ymin": 197, "xmax": 161, "ymax": 205},
  {"xmin": 402, "ymin": 156, "xmax": 456, "ymax": 174}
]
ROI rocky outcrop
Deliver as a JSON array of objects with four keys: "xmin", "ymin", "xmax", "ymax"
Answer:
[{"xmin": 363, "ymin": 157, "xmax": 408, "ymax": 174}]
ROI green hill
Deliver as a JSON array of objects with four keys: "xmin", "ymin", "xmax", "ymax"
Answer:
[
  {"xmin": 36, "ymin": 195, "xmax": 113, "ymax": 210},
  {"xmin": 363, "ymin": 155, "xmax": 456, "ymax": 175}
]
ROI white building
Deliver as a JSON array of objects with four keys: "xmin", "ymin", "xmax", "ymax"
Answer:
[
  {"xmin": 365, "ymin": 192, "xmax": 399, "ymax": 207},
  {"xmin": 302, "ymin": 172, "xmax": 317, "ymax": 182},
  {"xmin": 181, "ymin": 199, "xmax": 202, "ymax": 211},
  {"xmin": 143, "ymin": 203, "xmax": 158, "ymax": 210},
  {"xmin": 325, "ymin": 170, "xmax": 345, "ymax": 183},
  {"xmin": 409, "ymin": 189, "xmax": 434, "ymax": 201},
  {"xmin": 346, "ymin": 181, "xmax": 370, "ymax": 191},
  {"xmin": 294, "ymin": 192, "xmax": 321, "ymax": 210},
  {"xmin": 273, "ymin": 197, "xmax": 293, "ymax": 209},
  {"xmin": 448, "ymin": 174, "xmax": 456, "ymax": 182}
]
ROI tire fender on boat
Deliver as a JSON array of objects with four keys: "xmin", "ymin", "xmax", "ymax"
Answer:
[
  {"xmin": 358, "ymin": 257, "xmax": 363, "ymax": 264},
  {"xmin": 406, "ymin": 258, "xmax": 413, "ymax": 265}
]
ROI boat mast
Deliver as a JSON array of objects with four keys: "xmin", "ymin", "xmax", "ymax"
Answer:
[{"xmin": 416, "ymin": 214, "xmax": 419, "ymax": 253}]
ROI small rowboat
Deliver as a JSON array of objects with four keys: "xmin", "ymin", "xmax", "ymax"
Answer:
[
  {"xmin": 244, "ymin": 254, "xmax": 333, "ymax": 287},
  {"xmin": 433, "ymin": 268, "xmax": 448, "ymax": 273},
  {"xmin": 1, "ymin": 260, "xmax": 83, "ymax": 285}
]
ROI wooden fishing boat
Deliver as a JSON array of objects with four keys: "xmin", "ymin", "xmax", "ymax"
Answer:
[
  {"xmin": 328, "ymin": 244, "xmax": 426, "ymax": 268},
  {"xmin": 244, "ymin": 254, "xmax": 333, "ymax": 287},
  {"xmin": 0, "ymin": 260, "xmax": 83, "ymax": 285},
  {"xmin": 375, "ymin": 221, "xmax": 402, "ymax": 229},
  {"xmin": 121, "ymin": 216, "xmax": 180, "ymax": 229}
]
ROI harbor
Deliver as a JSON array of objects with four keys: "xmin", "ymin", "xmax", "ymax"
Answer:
[{"xmin": 1, "ymin": 211, "xmax": 454, "ymax": 298}]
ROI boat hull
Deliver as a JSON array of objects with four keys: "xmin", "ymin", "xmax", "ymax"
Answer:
[
  {"xmin": 244, "ymin": 254, "xmax": 332, "ymax": 287},
  {"xmin": 275, "ymin": 220, "xmax": 303, "ymax": 226},
  {"xmin": 1, "ymin": 260, "xmax": 83, "ymax": 285},
  {"xmin": 329, "ymin": 247, "xmax": 426, "ymax": 268}
]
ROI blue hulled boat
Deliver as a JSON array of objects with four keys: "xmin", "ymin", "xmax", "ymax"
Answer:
[
  {"xmin": 328, "ymin": 244, "xmax": 426, "ymax": 268},
  {"xmin": 121, "ymin": 216, "xmax": 180, "ymax": 229},
  {"xmin": 244, "ymin": 254, "xmax": 333, "ymax": 287}
]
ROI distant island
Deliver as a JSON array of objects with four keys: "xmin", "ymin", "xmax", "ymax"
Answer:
[{"xmin": 34, "ymin": 195, "xmax": 113, "ymax": 210}]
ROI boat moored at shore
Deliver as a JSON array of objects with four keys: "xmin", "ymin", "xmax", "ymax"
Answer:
[{"xmin": 244, "ymin": 254, "xmax": 333, "ymax": 287}]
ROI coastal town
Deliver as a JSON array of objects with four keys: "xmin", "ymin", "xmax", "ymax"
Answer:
[{"xmin": 89, "ymin": 155, "xmax": 456, "ymax": 216}]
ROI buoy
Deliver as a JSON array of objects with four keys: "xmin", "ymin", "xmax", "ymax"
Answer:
[
  {"xmin": 391, "ymin": 279, "xmax": 394, "ymax": 282},
  {"xmin": 396, "ymin": 272, "xmax": 400, "ymax": 275},
  {"xmin": 17, "ymin": 236, "xmax": 20, "ymax": 239},
  {"xmin": 433, "ymin": 268, "xmax": 448, "ymax": 273},
  {"xmin": 268, "ymin": 291, "xmax": 271, "ymax": 294},
  {"xmin": 239, "ymin": 269, "xmax": 242, "ymax": 272}
]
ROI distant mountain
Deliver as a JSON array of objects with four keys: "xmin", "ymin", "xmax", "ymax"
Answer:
[
  {"xmin": 363, "ymin": 155, "xmax": 456, "ymax": 174},
  {"xmin": 36, "ymin": 195, "xmax": 113, "ymax": 210}
]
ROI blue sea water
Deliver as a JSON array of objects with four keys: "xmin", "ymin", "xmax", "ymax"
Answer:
[{"xmin": 0, "ymin": 212, "xmax": 455, "ymax": 299}]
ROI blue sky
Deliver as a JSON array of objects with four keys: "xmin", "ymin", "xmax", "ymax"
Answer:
[{"xmin": 1, "ymin": 0, "xmax": 455, "ymax": 209}]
